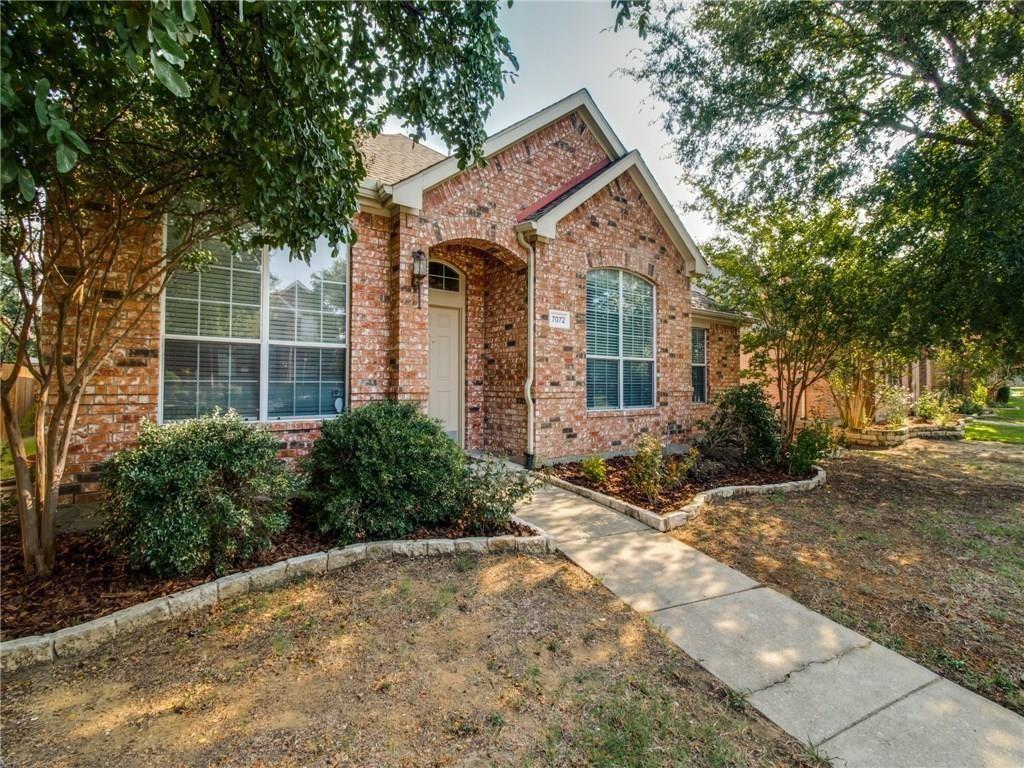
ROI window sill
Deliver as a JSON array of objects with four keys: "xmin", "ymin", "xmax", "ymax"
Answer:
[{"xmin": 585, "ymin": 407, "xmax": 660, "ymax": 418}]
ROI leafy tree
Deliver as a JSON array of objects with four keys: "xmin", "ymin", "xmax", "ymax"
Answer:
[
  {"xmin": 0, "ymin": 0, "xmax": 516, "ymax": 578},
  {"xmin": 627, "ymin": 1, "xmax": 1024, "ymax": 351},
  {"xmin": 702, "ymin": 200, "xmax": 901, "ymax": 443}
]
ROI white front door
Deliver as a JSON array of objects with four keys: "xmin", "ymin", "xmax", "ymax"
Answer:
[{"xmin": 428, "ymin": 305, "xmax": 461, "ymax": 442}]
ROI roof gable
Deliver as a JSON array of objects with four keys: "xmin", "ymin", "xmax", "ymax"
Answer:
[
  {"xmin": 515, "ymin": 151, "xmax": 707, "ymax": 274},
  {"xmin": 386, "ymin": 90, "xmax": 625, "ymax": 209}
]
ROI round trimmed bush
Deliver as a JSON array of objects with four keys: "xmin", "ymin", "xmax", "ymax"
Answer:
[
  {"xmin": 302, "ymin": 401, "xmax": 468, "ymax": 543},
  {"xmin": 102, "ymin": 412, "xmax": 294, "ymax": 577}
]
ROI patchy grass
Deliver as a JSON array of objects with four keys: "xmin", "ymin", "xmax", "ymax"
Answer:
[
  {"xmin": 988, "ymin": 388, "xmax": 1024, "ymax": 422},
  {"xmin": 1, "ymin": 555, "xmax": 818, "ymax": 768},
  {"xmin": 673, "ymin": 439, "xmax": 1024, "ymax": 714},
  {"xmin": 0, "ymin": 436, "xmax": 34, "ymax": 482}
]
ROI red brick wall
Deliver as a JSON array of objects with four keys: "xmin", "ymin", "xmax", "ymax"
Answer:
[
  {"xmin": 50, "ymin": 215, "xmax": 163, "ymax": 505},
  {"xmin": 57, "ymin": 109, "xmax": 745, "ymax": 495},
  {"xmin": 533, "ymin": 172, "xmax": 698, "ymax": 459}
]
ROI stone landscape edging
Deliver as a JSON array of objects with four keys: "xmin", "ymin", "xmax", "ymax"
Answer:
[
  {"xmin": 536, "ymin": 466, "xmax": 826, "ymax": 533},
  {"xmin": 845, "ymin": 420, "xmax": 965, "ymax": 448},
  {"xmin": 0, "ymin": 519, "xmax": 554, "ymax": 674}
]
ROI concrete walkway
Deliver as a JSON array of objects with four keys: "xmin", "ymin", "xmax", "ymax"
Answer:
[{"xmin": 517, "ymin": 482, "xmax": 1024, "ymax": 768}]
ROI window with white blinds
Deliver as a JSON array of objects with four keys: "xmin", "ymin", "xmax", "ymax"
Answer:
[
  {"xmin": 586, "ymin": 269, "xmax": 655, "ymax": 410},
  {"xmin": 162, "ymin": 231, "xmax": 348, "ymax": 422},
  {"xmin": 691, "ymin": 327, "xmax": 708, "ymax": 403}
]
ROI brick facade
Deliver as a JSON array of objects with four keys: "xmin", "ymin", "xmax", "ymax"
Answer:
[{"xmin": 56, "ymin": 104, "xmax": 744, "ymax": 503}]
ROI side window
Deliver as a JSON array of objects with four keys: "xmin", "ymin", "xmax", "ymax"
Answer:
[{"xmin": 691, "ymin": 327, "xmax": 708, "ymax": 403}]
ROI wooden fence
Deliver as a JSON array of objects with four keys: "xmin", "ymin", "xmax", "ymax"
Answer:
[{"xmin": 0, "ymin": 365, "xmax": 37, "ymax": 441}]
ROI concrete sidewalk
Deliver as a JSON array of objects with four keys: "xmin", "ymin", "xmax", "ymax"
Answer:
[{"xmin": 518, "ymin": 482, "xmax": 1024, "ymax": 768}]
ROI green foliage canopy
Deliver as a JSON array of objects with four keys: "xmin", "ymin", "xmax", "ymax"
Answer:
[
  {"xmin": 630, "ymin": 1, "xmax": 1024, "ymax": 350},
  {"xmin": 1, "ymin": 0, "xmax": 517, "ymax": 253}
]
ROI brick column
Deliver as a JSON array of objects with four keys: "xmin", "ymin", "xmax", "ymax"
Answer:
[{"xmin": 387, "ymin": 208, "xmax": 430, "ymax": 403}]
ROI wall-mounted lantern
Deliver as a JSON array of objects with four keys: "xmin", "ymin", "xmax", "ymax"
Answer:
[{"xmin": 412, "ymin": 250, "xmax": 428, "ymax": 307}]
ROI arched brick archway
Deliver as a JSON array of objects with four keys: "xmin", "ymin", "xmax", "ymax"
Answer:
[{"xmin": 424, "ymin": 217, "xmax": 527, "ymax": 269}]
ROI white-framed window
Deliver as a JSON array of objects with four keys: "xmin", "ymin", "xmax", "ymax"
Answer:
[
  {"xmin": 161, "ymin": 231, "xmax": 349, "ymax": 423},
  {"xmin": 585, "ymin": 269, "xmax": 655, "ymax": 410},
  {"xmin": 691, "ymin": 326, "xmax": 708, "ymax": 403}
]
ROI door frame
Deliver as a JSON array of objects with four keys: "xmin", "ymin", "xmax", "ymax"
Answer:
[{"xmin": 427, "ymin": 259, "xmax": 466, "ymax": 448}]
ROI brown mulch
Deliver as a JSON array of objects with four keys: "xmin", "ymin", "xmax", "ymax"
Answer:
[
  {"xmin": 0, "ymin": 514, "xmax": 530, "ymax": 641},
  {"xmin": 548, "ymin": 456, "xmax": 809, "ymax": 513}
]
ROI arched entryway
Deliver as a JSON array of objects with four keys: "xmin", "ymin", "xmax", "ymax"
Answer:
[
  {"xmin": 426, "ymin": 260, "xmax": 465, "ymax": 444},
  {"xmin": 424, "ymin": 240, "xmax": 528, "ymax": 459}
]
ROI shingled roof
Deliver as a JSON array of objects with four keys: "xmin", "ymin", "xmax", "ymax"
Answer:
[
  {"xmin": 691, "ymin": 289, "xmax": 746, "ymax": 323},
  {"xmin": 360, "ymin": 134, "xmax": 446, "ymax": 184}
]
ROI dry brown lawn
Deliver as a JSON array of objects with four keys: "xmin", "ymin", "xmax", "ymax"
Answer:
[
  {"xmin": 673, "ymin": 438, "xmax": 1024, "ymax": 714},
  {"xmin": 1, "ymin": 554, "xmax": 820, "ymax": 768}
]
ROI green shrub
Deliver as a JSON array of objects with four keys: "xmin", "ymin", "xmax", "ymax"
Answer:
[
  {"xmin": 579, "ymin": 455, "xmax": 608, "ymax": 486},
  {"xmin": 995, "ymin": 386, "xmax": 1011, "ymax": 405},
  {"xmin": 460, "ymin": 458, "xmax": 536, "ymax": 535},
  {"xmin": 786, "ymin": 420, "xmax": 835, "ymax": 476},
  {"xmin": 628, "ymin": 433, "xmax": 665, "ymax": 506},
  {"xmin": 302, "ymin": 401, "xmax": 467, "ymax": 543},
  {"xmin": 876, "ymin": 384, "xmax": 913, "ymax": 427},
  {"xmin": 102, "ymin": 412, "xmax": 294, "ymax": 577},
  {"xmin": 696, "ymin": 384, "xmax": 781, "ymax": 466},
  {"xmin": 914, "ymin": 390, "xmax": 957, "ymax": 425}
]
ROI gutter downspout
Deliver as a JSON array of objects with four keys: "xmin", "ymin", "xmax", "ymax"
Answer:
[{"xmin": 516, "ymin": 229, "xmax": 536, "ymax": 469}]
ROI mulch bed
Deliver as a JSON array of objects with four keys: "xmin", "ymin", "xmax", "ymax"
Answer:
[
  {"xmin": 0, "ymin": 514, "xmax": 531, "ymax": 641},
  {"xmin": 547, "ymin": 456, "xmax": 810, "ymax": 513}
]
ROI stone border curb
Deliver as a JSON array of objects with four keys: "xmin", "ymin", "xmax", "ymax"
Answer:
[
  {"xmin": 536, "ymin": 466, "xmax": 826, "ymax": 533},
  {"xmin": 1, "ymin": 524, "xmax": 555, "ymax": 674},
  {"xmin": 846, "ymin": 420, "xmax": 965, "ymax": 448}
]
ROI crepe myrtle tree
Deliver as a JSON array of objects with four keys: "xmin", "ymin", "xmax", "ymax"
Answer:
[
  {"xmin": 625, "ymin": 0, "xmax": 1024, "ymax": 352},
  {"xmin": 0, "ymin": 0, "xmax": 517, "ymax": 578},
  {"xmin": 701, "ymin": 198, "xmax": 905, "ymax": 445}
]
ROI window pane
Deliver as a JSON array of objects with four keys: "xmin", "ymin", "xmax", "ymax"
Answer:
[
  {"xmin": 268, "ymin": 345, "xmax": 346, "ymax": 419},
  {"xmin": 587, "ymin": 358, "xmax": 620, "ymax": 409},
  {"xmin": 586, "ymin": 270, "xmax": 620, "ymax": 357},
  {"xmin": 428, "ymin": 261, "xmax": 460, "ymax": 292},
  {"xmin": 167, "ymin": 269, "xmax": 199, "ymax": 300},
  {"xmin": 692, "ymin": 365, "xmax": 707, "ymax": 404},
  {"xmin": 162, "ymin": 340, "xmax": 258, "ymax": 420},
  {"xmin": 269, "ymin": 237, "xmax": 347, "ymax": 343},
  {"xmin": 232, "ymin": 269, "xmax": 261, "ymax": 305},
  {"xmin": 622, "ymin": 273, "xmax": 654, "ymax": 359},
  {"xmin": 624, "ymin": 360, "xmax": 654, "ymax": 408},
  {"xmin": 164, "ymin": 298, "xmax": 198, "ymax": 336},
  {"xmin": 692, "ymin": 328, "xmax": 707, "ymax": 365}
]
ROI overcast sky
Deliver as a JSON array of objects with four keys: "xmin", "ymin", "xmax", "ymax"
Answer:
[{"xmin": 384, "ymin": 0, "xmax": 716, "ymax": 244}]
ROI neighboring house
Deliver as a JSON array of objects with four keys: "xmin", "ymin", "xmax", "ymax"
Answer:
[
  {"xmin": 740, "ymin": 348, "xmax": 941, "ymax": 424},
  {"xmin": 57, "ymin": 90, "xmax": 744, "ymax": 505}
]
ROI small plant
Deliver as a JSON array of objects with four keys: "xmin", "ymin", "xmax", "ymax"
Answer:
[
  {"xmin": 696, "ymin": 384, "xmax": 781, "ymax": 466},
  {"xmin": 460, "ymin": 457, "xmax": 536, "ymax": 535},
  {"xmin": 579, "ymin": 455, "xmax": 608, "ymax": 486},
  {"xmin": 786, "ymin": 419, "xmax": 835, "ymax": 476},
  {"xmin": 663, "ymin": 446, "xmax": 700, "ymax": 491},
  {"xmin": 628, "ymin": 433, "xmax": 665, "ymax": 506},
  {"xmin": 102, "ymin": 412, "xmax": 294, "ymax": 577},
  {"xmin": 914, "ymin": 389, "xmax": 957, "ymax": 425},
  {"xmin": 876, "ymin": 384, "xmax": 913, "ymax": 427}
]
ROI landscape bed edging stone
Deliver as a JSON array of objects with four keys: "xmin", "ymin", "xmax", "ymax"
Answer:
[
  {"xmin": 0, "ymin": 522, "xmax": 554, "ymax": 674},
  {"xmin": 845, "ymin": 420, "xmax": 965, "ymax": 448},
  {"xmin": 536, "ymin": 466, "xmax": 827, "ymax": 533}
]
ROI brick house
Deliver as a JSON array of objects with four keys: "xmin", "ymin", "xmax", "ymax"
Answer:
[{"xmin": 60, "ymin": 90, "xmax": 743, "ymax": 504}]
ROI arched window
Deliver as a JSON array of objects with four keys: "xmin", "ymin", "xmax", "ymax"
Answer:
[
  {"xmin": 428, "ymin": 261, "xmax": 461, "ymax": 292},
  {"xmin": 586, "ymin": 269, "xmax": 655, "ymax": 409}
]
